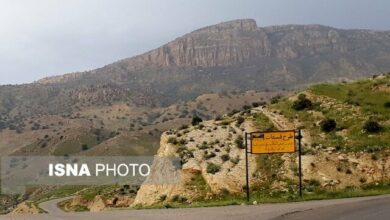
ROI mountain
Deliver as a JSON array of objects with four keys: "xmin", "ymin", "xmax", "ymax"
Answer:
[
  {"xmin": 1, "ymin": 19, "xmax": 390, "ymax": 157},
  {"xmin": 3, "ymin": 19, "xmax": 390, "ymax": 115}
]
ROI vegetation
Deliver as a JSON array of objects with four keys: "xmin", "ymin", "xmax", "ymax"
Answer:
[
  {"xmin": 292, "ymin": 94, "xmax": 312, "ymax": 110},
  {"xmin": 320, "ymin": 118, "xmax": 337, "ymax": 132},
  {"xmin": 253, "ymin": 113, "xmax": 275, "ymax": 131},
  {"xmin": 234, "ymin": 135, "xmax": 245, "ymax": 149},
  {"xmin": 220, "ymin": 154, "xmax": 230, "ymax": 162},
  {"xmin": 136, "ymin": 181, "xmax": 390, "ymax": 209},
  {"xmin": 191, "ymin": 115, "xmax": 203, "ymax": 126},
  {"xmin": 363, "ymin": 119, "xmax": 382, "ymax": 133},
  {"xmin": 206, "ymin": 163, "xmax": 221, "ymax": 174},
  {"xmin": 270, "ymin": 75, "xmax": 390, "ymax": 152}
]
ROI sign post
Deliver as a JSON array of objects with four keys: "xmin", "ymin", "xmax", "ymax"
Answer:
[
  {"xmin": 244, "ymin": 132, "xmax": 250, "ymax": 202},
  {"xmin": 297, "ymin": 129, "xmax": 303, "ymax": 198},
  {"xmin": 244, "ymin": 129, "xmax": 303, "ymax": 202}
]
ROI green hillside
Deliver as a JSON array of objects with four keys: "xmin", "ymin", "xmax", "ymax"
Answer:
[{"xmin": 269, "ymin": 73, "xmax": 390, "ymax": 152}]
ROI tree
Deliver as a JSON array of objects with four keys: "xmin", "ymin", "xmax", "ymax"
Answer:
[
  {"xmin": 191, "ymin": 115, "xmax": 202, "ymax": 126},
  {"xmin": 81, "ymin": 144, "xmax": 89, "ymax": 151},
  {"xmin": 292, "ymin": 94, "xmax": 312, "ymax": 110},
  {"xmin": 363, "ymin": 119, "xmax": 382, "ymax": 133},
  {"xmin": 320, "ymin": 118, "xmax": 337, "ymax": 132}
]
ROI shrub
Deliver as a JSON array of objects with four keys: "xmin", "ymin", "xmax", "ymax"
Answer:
[
  {"xmin": 306, "ymin": 179, "xmax": 321, "ymax": 192},
  {"xmin": 251, "ymin": 102, "xmax": 260, "ymax": 107},
  {"xmin": 215, "ymin": 115, "xmax": 223, "ymax": 121},
  {"xmin": 236, "ymin": 116, "xmax": 245, "ymax": 125},
  {"xmin": 167, "ymin": 137, "xmax": 178, "ymax": 145},
  {"xmin": 384, "ymin": 101, "xmax": 390, "ymax": 108},
  {"xmin": 235, "ymin": 135, "xmax": 245, "ymax": 149},
  {"xmin": 159, "ymin": 194, "xmax": 167, "ymax": 202},
  {"xmin": 191, "ymin": 115, "xmax": 203, "ymax": 126},
  {"xmin": 230, "ymin": 156, "xmax": 240, "ymax": 165},
  {"xmin": 171, "ymin": 195, "xmax": 180, "ymax": 202},
  {"xmin": 270, "ymin": 95, "xmax": 282, "ymax": 104},
  {"xmin": 292, "ymin": 94, "xmax": 312, "ymax": 110},
  {"xmin": 81, "ymin": 144, "xmax": 89, "ymax": 151},
  {"xmin": 179, "ymin": 124, "xmax": 189, "ymax": 130},
  {"xmin": 320, "ymin": 118, "xmax": 337, "ymax": 132},
  {"xmin": 204, "ymin": 151, "xmax": 216, "ymax": 160},
  {"xmin": 242, "ymin": 105, "xmax": 251, "ymax": 110},
  {"xmin": 206, "ymin": 163, "xmax": 221, "ymax": 174},
  {"xmin": 363, "ymin": 119, "xmax": 382, "ymax": 133},
  {"xmin": 220, "ymin": 154, "xmax": 230, "ymax": 162}
]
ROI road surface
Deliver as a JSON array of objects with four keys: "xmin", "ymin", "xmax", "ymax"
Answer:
[{"xmin": 2, "ymin": 195, "xmax": 390, "ymax": 220}]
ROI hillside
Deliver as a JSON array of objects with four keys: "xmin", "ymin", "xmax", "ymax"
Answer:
[
  {"xmin": 53, "ymin": 74, "xmax": 390, "ymax": 211},
  {"xmin": 132, "ymin": 75, "xmax": 390, "ymax": 206}
]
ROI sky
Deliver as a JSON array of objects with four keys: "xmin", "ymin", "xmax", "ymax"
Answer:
[{"xmin": 1, "ymin": 0, "xmax": 390, "ymax": 85}]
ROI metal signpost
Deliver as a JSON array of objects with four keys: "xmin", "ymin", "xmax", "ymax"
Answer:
[{"xmin": 244, "ymin": 129, "xmax": 303, "ymax": 202}]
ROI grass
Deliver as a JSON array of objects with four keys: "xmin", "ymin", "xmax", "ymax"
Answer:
[
  {"xmin": 134, "ymin": 181, "xmax": 390, "ymax": 209},
  {"xmin": 32, "ymin": 185, "xmax": 86, "ymax": 203},
  {"xmin": 78, "ymin": 185, "xmax": 118, "ymax": 200},
  {"xmin": 269, "ymin": 75, "xmax": 390, "ymax": 152},
  {"xmin": 252, "ymin": 112, "xmax": 276, "ymax": 131}
]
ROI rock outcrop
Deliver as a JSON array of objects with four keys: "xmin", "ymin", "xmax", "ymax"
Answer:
[{"xmin": 127, "ymin": 19, "xmax": 271, "ymax": 68}]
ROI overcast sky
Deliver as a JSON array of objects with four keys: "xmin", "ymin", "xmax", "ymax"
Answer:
[{"xmin": 1, "ymin": 0, "xmax": 390, "ymax": 85}]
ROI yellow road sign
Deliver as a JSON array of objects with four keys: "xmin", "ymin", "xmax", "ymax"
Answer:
[{"xmin": 251, "ymin": 130, "xmax": 295, "ymax": 154}]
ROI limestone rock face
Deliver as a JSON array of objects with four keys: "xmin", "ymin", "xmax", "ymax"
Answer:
[
  {"xmin": 127, "ymin": 19, "xmax": 271, "ymax": 68},
  {"xmin": 133, "ymin": 118, "xmax": 261, "ymax": 206}
]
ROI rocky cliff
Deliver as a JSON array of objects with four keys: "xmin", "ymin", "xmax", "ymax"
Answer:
[{"xmin": 3, "ymin": 19, "xmax": 390, "ymax": 118}]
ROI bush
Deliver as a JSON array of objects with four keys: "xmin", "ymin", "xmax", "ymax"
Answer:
[
  {"xmin": 384, "ymin": 101, "xmax": 390, "ymax": 108},
  {"xmin": 320, "ymin": 118, "xmax": 337, "ymax": 132},
  {"xmin": 235, "ymin": 135, "xmax": 245, "ymax": 149},
  {"xmin": 215, "ymin": 115, "xmax": 223, "ymax": 121},
  {"xmin": 206, "ymin": 163, "xmax": 221, "ymax": 174},
  {"xmin": 220, "ymin": 154, "xmax": 230, "ymax": 162},
  {"xmin": 242, "ymin": 105, "xmax": 251, "ymax": 110},
  {"xmin": 292, "ymin": 94, "xmax": 312, "ymax": 110},
  {"xmin": 270, "ymin": 95, "xmax": 282, "ymax": 104},
  {"xmin": 306, "ymin": 179, "xmax": 321, "ymax": 192},
  {"xmin": 159, "ymin": 194, "xmax": 167, "ymax": 202},
  {"xmin": 191, "ymin": 115, "xmax": 203, "ymax": 126},
  {"xmin": 81, "ymin": 144, "xmax": 89, "ymax": 151},
  {"xmin": 167, "ymin": 137, "xmax": 178, "ymax": 145},
  {"xmin": 363, "ymin": 119, "xmax": 382, "ymax": 133},
  {"xmin": 204, "ymin": 151, "xmax": 216, "ymax": 160},
  {"xmin": 251, "ymin": 102, "xmax": 260, "ymax": 107},
  {"xmin": 230, "ymin": 156, "xmax": 240, "ymax": 165},
  {"xmin": 236, "ymin": 116, "xmax": 245, "ymax": 125}
]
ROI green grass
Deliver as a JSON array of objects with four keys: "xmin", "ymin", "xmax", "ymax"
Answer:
[
  {"xmin": 53, "ymin": 133, "xmax": 99, "ymax": 156},
  {"xmin": 310, "ymin": 77, "xmax": 390, "ymax": 117},
  {"xmin": 32, "ymin": 185, "xmax": 86, "ymax": 203},
  {"xmin": 270, "ymin": 75, "xmax": 390, "ymax": 152},
  {"xmin": 253, "ymin": 112, "xmax": 276, "ymax": 131},
  {"xmin": 134, "ymin": 182, "xmax": 390, "ymax": 209},
  {"xmin": 78, "ymin": 185, "xmax": 118, "ymax": 200}
]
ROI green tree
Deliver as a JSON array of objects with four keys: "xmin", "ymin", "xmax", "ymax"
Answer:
[
  {"xmin": 363, "ymin": 119, "xmax": 382, "ymax": 133},
  {"xmin": 191, "ymin": 115, "xmax": 202, "ymax": 126},
  {"xmin": 292, "ymin": 94, "xmax": 312, "ymax": 110},
  {"xmin": 320, "ymin": 118, "xmax": 337, "ymax": 132}
]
